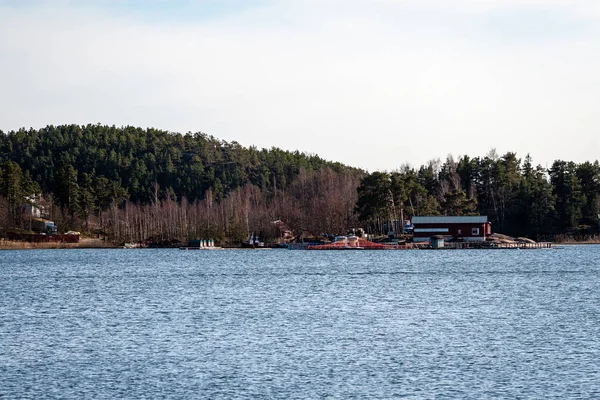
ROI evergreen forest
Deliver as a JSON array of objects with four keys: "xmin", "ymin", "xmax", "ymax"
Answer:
[
  {"xmin": 1, "ymin": 124, "xmax": 598, "ymax": 244},
  {"xmin": 356, "ymin": 152, "xmax": 600, "ymax": 240}
]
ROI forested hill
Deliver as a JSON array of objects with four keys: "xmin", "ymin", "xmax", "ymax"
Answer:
[
  {"xmin": 0, "ymin": 124, "xmax": 364, "ymax": 241},
  {"xmin": 0, "ymin": 124, "xmax": 357, "ymax": 204},
  {"xmin": 2, "ymin": 124, "xmax": 599, "ymax": 243}
]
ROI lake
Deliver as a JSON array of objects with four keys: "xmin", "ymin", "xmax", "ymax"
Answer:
[{"xmin": 1, "ymin": 246, "xmax": 599, "ymax": 399}]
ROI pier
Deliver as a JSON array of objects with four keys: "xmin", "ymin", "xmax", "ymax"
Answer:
[
  {"xmin": 425, "ymin": 241, "xmax": 552, "ymax": 250},
  {"xmin": 300, "ymin": 239, "xmax": 552, "ymax": 250}
]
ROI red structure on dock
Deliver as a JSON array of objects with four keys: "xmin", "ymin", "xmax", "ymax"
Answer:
[
  {"xmin": 307, "ymin": 237, "xmax": 407, "ymax": 250},
  {"xmin": 412, "ymin": 216, "xmax": 492, "ymax": 243}
]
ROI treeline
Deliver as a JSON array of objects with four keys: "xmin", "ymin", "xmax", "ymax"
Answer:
[
  {"xmin": 0, "ymin": 124, "xmax": 362, "ymax": 242},
  {"xmin": 1, "ymin": 124, "xmax": 598, "ymax": 243},
  {"xmin": 356, "ymin": 151, "xmax": 600, "ymax": 238}
]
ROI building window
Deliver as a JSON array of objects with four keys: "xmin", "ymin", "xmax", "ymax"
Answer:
[
  {"xmin": 414, "ymin": 228, "xmax": 449, "ymax": 233},
  {"xmin": 457, "ymin": 229, "xmax": 462, "ymax": 235},
  {"xmin": 472, "ymin": 228, "xmax": 480, "ymax": 236}
]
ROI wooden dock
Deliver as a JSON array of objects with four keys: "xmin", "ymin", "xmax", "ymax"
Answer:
[
  {"xmin": 300, "ymin": 241, "xmax": 552, "ymax": 250},
  {"xmin": 289, "ymin": 237, "xmax": 552, "ymax": 250},
  {"xmin": 428, "ymin": 242, "xmax": 552, "ymax": 250}
]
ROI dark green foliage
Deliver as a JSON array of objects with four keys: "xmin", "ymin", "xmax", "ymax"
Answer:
[
  {"xmin": 440, "ymin": 189, "xmax": 477, "ymax": 216},
  {"xmin": 0, "ymin": 124, "xmax": 363, "ymax": 241},
  {"xmin": 0, "ymin": 124, "xmax": 355, "ymax": 212},
  {"xmin": 2, "ymin": 124, "xmax": 600, "ymax": 239},
  {"xmin": 357, "ymin": 168, "xmax": 441, "ymax": 234},
  {"xmin": 518, "ymin": 156, "xmax": 554, "ymax": 236},
  {"xmin": 355, "ymin": 172, "xmax": 393, "ymax": 222},
  {"xmin": 549, "ymin": 160, "xmax": 584, "ymax": 232},
  {"xmin": 0, "ymin": 161, "xmax": 24, "ymax": 220},
  {"xmin": 575, "ymin": 161, "xmax": 600, "ymax": 225},
  {"xmin": 356, "ymin": 152, "xmax": 600, "ymax": 238}
]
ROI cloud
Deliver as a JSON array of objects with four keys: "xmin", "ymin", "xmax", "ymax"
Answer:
[{"xmin": 1, "ymin": 0, "xmax": 600, "ymax": 170}]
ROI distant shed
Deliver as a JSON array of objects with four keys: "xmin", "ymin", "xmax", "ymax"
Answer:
[
  {"xmin": 430, "ymin": 235, "xmax": 445, "ymax": 249},
  {"xmin": 412, "ymin": 216, "xmax": 491, "ymax": 243}
]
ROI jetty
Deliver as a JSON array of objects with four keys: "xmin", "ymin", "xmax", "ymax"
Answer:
[
  {"xmin": 295, "ymin": 235, "xmax": 551, "ymax": 251},
  {"xmin": 416, "ymin": 241, "xmax": 552, "ymax": 250}
]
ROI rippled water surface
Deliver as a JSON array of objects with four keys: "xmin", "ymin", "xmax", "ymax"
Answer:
[{"xmin": 1, "ymin": 246, "xmax": 600, "ymax": 399}]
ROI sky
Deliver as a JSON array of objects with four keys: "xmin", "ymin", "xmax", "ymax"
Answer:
[{"xmin": 1, "ymin": 0, "xmax": 599, "ymax": 171}]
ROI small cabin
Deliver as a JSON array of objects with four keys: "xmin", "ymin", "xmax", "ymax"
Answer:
[{"xmin": 412, "ymin": 216, "xmax": 492, "ymax": 243}]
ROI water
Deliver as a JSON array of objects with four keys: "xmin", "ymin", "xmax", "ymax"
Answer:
[{"xmin": 1, "ymin": 246, "xmax": 599, "ymax": 399}]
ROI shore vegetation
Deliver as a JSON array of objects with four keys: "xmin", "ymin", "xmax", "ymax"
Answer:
[{"xmin": 1, "ymin": 125, "xmax": 599, "ymax": 244}]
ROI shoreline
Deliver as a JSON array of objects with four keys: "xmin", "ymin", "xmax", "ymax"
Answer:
[
  {"xmin": 0, "ymin": 238, "xmax": 119, "ymax": 250},
  {"xmin": 2, "ymin": 239, "xmax": 599, "ymax": 251}
]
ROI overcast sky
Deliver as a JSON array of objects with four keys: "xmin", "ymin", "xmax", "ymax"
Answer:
[{"xmin": 1, "ymin": 0, "xmax": 599, "ymax": 171}]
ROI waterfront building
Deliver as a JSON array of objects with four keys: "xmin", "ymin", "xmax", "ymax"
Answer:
[{"xmin": 412, "ymin": 216, "xmax": 491, "ymax": 243}]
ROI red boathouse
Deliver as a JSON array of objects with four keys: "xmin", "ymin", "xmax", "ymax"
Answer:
[{"xmin": 412, "ymin": 216, "xmax": 491, "ymax": 243}]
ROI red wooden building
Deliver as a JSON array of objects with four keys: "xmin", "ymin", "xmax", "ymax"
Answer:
[{"xmin": 412, "ymin": 216, "xmax": 491, "ymax": 243}]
